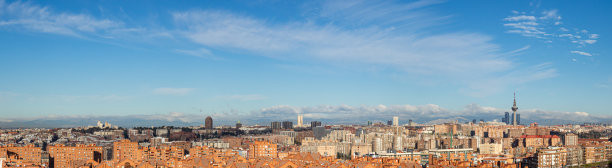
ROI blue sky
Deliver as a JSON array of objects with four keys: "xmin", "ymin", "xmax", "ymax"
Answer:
[{"xmin": 0, "ymin": 0, "xmax": 610, "ymax": 125}]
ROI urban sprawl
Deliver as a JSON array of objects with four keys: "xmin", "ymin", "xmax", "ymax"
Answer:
[{"xmin": 1, "ymin": 98, "xmax": 611, "ymax": 168}]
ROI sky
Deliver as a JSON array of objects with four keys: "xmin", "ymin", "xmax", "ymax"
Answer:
[{"xmin": 0, "ymin": 0, "xmax": 611, "ymax": 127}]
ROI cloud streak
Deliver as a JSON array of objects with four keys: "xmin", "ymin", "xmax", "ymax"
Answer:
[
  {"xmin": 0, "ymin": 0, "xmax": 122, "ymax": 37},
  {"xmin": 570, "ymin": 50, "xmax": 592, "ymax": 57},
  {"xmin": 172, "ymin": 2, "xmax": 554, "ymax": 96},
  {"xmin": 503, "ymin": 7, "xmax": 599, "ymax": 60},
  {"xmin": 215, "ymin": 94, "xmax": 268, "ymax": 101},
  {"xmin": 0, "ymin": 0, "xmax": 557, "ymax": 97}
]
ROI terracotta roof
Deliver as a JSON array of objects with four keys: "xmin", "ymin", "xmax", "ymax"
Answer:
[{"xmin": 519, "ymin": 135, "xmax": 559, "ymax": 138}]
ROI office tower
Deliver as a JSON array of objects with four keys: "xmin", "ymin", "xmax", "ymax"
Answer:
[
  {"xmin": 512, "ymin": 92, "xmax": 519, "ymax": 126},
  {"xmin": 502, "ymin": 112, "xmax": 510, "ymax": 124},
  {"xmin": 472, "ymin": 119, "xmax": 477, "ymax": 124},
  {"xmin": 368, "ymin": 121, "xmax": 372, "ymax": 126},
  {"xmin": 205, "ymin": 116, "xmax": 213, "ymax": 129},
  {"xmin": 409, "ymin": 119, "xmax": 414, "ymax": 126},
  {"xmin": 236, "ymin": 121, "xmax": 242, "ymax": 129},
  {"xmin": 311, "ymin": 121, "xmax": 321, "ymax": 128},
  {"xmin": 282, "ymin": 121, "xmax": 293, "ymax": 129},
  {"xmin": 271, "ymin": 121, "xmax": 282, "ymax": 129},
  {"xmin": 517, "ymin": 114, "xmax": 521, "ymax": 125},
  {"xmin": 393, "ymin": 116, "xmax": 399, "ymax": 126},
  {"xmin": 387, "ymin": 120, "xmax": 393, "ymax": 125},
  {"xmin": 297, "ymin": 114, "xmax": 303, "ymax": 127}
]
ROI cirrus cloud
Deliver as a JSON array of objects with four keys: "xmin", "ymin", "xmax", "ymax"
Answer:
[{"xmin": 570, "ymin": 50, "xmax": 592, "ymax": 57}]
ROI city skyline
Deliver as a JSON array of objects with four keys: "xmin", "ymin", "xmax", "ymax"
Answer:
[{"xmin": 1, "ymin": 0, "xmax": 612, "ymax": 127}]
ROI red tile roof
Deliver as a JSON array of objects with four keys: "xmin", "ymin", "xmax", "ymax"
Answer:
[{"xmin": 519, "ymin": 135, "xmax": 559, "ymax": 138}]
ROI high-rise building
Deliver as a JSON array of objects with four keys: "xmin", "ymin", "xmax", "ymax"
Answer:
[
  {"xmin": 502, "ymin": 112, "xmax": 510, "ymax": 125},
  {"xmin": 271, "ymin": 121, "xmax": 282, "ymax": 129},
  {"xmin": 205, "ymin": 116, "xmax": 213, "ymax": 129},
  {"xmin": 512, "ymin": 92, "xmax": 519, "ymax": 126},
  {"xmin": 408, "ymin": 119, "xmax": 414, "ymax": 126},
  {"xmin": 393, "ymin": 116, "xmax": 399, "ymax": 126},
  {"xmin": 282, "ymin": 121, "xmax": 293, "ymax": 129},
  {"xmin": 387, "ymin": 120, "xmax": 393, "ymax": 125},
  {"xmin": 297, "ymin": 114, "xmax": 303, "ymax": 127},
  {"xmin": 310, "ymin": 121, "xmax": 321, "ymax": 128}
]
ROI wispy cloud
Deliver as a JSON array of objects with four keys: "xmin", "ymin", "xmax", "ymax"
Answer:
[
  {"xmin": 153, "ymin": 88, "xmax": 195, "ymax": 95},
  {"xmin": 0, "ymin": 0, "xmax": 556, "ymax": 97},
  {"xmin": 0, "ymin": 0, "xmax": 122, "ymax": 37},
  {"xmin": 10, "ymin": 93, "xmax": 129, "ymax": 103},
  {"xmin": 503, "ymin": 7, "xmax": 599, "ymax": 60},
  {"xmin": 215, "ymin": 94, "xmax": 268, "ymax": 101},
  {"xmin": 504, "ymin": 15, "xmax": 537, "ymax": 22},
  {"xmin": 503, "ymin": 10, "xmax": 560, "ymax": 38},
  {"xmin": 461, "ymin": 63, "xmax": 557, "ymax": 97},
  {"xmin": 316, "ymin": 0, "xmax": 446, "ymax": 29},
  {"xmin": 172, "ymin": 2, "xmax": 552, "ymax": 96},
  {"xmin": 0, "ymin": 91, "xmax": 19, "ymax": 103},
  {"xmin": 175, "ymin": 48, "xmax": 212, "ymax": 57},
  {"xmin": 595, "ymin": 77, "xmax": 612, "ymax": 89},
  {"xmin": 570, "ymin": 50, "xmax": 592, "ymax": 57}
]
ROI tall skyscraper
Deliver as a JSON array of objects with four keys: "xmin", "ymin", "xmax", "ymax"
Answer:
[
  {"xmin": 297, "ymin": 114, "xmax": 303, "ymax": 127},
  {"xmin": 392, "ymin": 116, "xmax": 399, "ymax": 126},
  {"xmin": 205, "ymin": 116, "xmax": 213, "ymax": 129},
  {"xmin": 512, "ymin": 92, "xmax": 519, "ymax": 126},
  {"xmin": 502, "ymin": 112, "xmax": 510, "ymax": 125}
]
